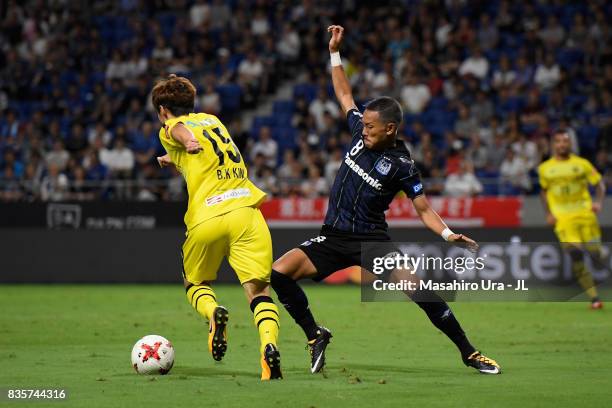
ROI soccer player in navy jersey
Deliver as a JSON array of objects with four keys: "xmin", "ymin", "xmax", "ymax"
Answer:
[{"xmin": 270, "ymin": 25, "xmax": 501, "ymax": 375}]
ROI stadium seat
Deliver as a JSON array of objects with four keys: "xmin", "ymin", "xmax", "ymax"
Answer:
[
  {"xmin": 273, "ymin": 101, "xmax": 295, "ymax": 115},
  {"xmin": 293, "ymin": 83, "xmax": 318, "ymax": 103},
  {"xmin": 429, "ymin": 97, "xmax": 448, "ymax": 111},
  {"xmin": 578, "ymin": 125, "xmax": 600, "ymax": 153},
  {"xmin": 564, "ymin": 94, "xmax": 588, "ymax": 112},
  {"xmin": 557, "ymin": 49, "xmax": 585, "ymax": 69},
  {"xmin": 216, "ymin": 84, "xmax": 242, "ymax": 113}
]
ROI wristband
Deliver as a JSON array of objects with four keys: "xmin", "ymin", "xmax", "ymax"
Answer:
[
  {"xmin": 441, "ymin": 227, "xmax": 454, "ymax": 241},
  {"xmin": 330, "ymin": 51, "xmax": 342, "ymax": 67}
]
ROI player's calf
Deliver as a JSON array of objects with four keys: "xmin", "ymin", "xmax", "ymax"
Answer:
[
  {"xmin": 568, "ymin": 247, "xmax": 600, "ymax": 304},
  {"xmin": 185, "ymin": 283, "xmax": 229, "ymax": 361},
  {"xmin": 249, "ymin": 294, "xmax": 281, "ymax": 380},
  {"xmin": 271, "ymin": 269, "xmax": 319, "ymax": 340}
]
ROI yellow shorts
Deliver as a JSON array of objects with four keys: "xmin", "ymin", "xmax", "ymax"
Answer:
[
  {"xmin": 555, "ymin": 212, "xmax": 601, "ymax": 250},
  {"xmin": 181, "ymin": 206, "xmax": 272, "ymax": 285}
]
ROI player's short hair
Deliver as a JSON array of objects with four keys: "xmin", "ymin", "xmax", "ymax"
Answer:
[
  {"xmin": 151, "ymin": 74, "xmax": 196, "ymax": 116},
  {"xmin": 364, "ymin": 97, "xmax": 403, "ymax": 126},
  {"xmin": 551, "ymin": 128, "xmax": 570, "ymax": 139}
]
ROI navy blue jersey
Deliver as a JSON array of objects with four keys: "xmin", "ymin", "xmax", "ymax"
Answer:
[{"xmin": 323, "ymin": 108, "xmax": 424, "ymax": 234}]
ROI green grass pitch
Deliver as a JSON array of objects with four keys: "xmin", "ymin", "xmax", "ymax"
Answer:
[{"xmin": 1, "ymin": 285, "xmax": 611, "ymax": 408}]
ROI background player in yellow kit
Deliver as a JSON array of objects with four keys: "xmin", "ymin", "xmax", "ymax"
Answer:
[
  {"xmin": 538, "ymin": 129, "xmax": 606, "ymax": 309},
  {"xmin": 152, "ymin": 74, "xmax": 282, "ymax": 379}
]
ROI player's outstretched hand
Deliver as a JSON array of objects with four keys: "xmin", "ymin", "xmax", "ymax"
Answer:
[
  {"xmin": 328, "ymin": 25, "xmax": 344, "ymax": 52},
  {"xmin": 157, "ymin": 154, "xmax": 172, "ymax": 168},
  {"xmin": 546, "ymin": 212, "xmax": 556, "ymax": 225},
  {"xmin": 186, "ymin": 138, "xmax": 203, "ymax": 154},
  {"xmin": 448, "ymin": 233, "xmax": 479, "ymax": 253}
]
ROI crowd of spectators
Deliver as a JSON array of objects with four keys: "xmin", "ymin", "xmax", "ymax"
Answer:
[{"xmin": 0, "ymin": 0, "xmax": 610, "ymax": 202}]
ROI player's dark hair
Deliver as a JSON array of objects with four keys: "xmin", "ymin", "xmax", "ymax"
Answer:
[
  {"xmin": 151, "ymin": 74, "xmax": 196, "ymax": 116},
  {"xmin": 364, "ymin": 97, "xmax": 403, "ymax": 126},
  {"xmin": 551, "ymin": 128, "xmax": 569, "ymax": 138}
]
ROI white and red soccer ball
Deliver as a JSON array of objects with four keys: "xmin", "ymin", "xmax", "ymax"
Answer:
[{"xmin": 131, "ymin": 335, "xmax": 175, "ymax": 375}]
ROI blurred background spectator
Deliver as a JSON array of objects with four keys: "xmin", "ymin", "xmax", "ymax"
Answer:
[{"xmin": 0, "ymin": 0, "xmax": 610, "ymax": 202}]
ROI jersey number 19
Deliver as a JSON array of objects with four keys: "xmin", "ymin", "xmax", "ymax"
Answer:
[{"xmin": 203, "ymin": 127, "xmax": 242, "ymax": 166}]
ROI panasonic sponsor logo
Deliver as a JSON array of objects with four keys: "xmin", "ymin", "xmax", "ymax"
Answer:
[{"xmin": 344, "ymin": 153, "xmax": 383, "ymax": 190}]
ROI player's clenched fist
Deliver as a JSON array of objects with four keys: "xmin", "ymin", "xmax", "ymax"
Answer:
[
  {"xmin": 186, "ymin": 138, "xmax": 203, "ymax": 154},
  {"xmin": 157, "ymin": 154, "xmax": 172, "ymax": 168},
  {"xmin": 327, "ymin": 25, "xmax": 344, "ymax": 52}
]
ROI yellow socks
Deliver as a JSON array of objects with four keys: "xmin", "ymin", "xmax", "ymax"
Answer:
[
  {"xmin": 250, "ymin": 296, "xmax": 280, "ymax": 354},
  {"xmin": 572, "ymin": 261, "xmax": 599, "ymax": 300},
  {"xmin": 186, "ymin": 284, "xmax": 218, "ymax": 321}
]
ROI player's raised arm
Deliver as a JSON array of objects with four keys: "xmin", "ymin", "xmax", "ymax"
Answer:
[
  {"xmin": 412, "ymin": 195, "xmax": 479, "ymax": 251},
  {"xmin": 327, "ymin": 25, "xmax": 357, "ymax": 115}
]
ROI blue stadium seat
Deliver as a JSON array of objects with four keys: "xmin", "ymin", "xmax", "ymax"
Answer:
[
  {"xmin": 520, "ymin": 123, "xmax": 538, "ymax": 136},
  {"xmin": 274, "ymin": 127, "xmax": 298, "ymax": 149},
  {"xmin": 564, "ymin": 94, "xmax": 588, "ymax": 111},
  {"xmin": 216, "ymin": 84, "xmax": 242, "ymax": 113},
  {"xmin": 428, "ymin": 97, "xmax": 448, "ymax": 111},
  {"xmin": 293, "ymin": 83, "xmax": 318, "ymax": 103},
  {"xmin": 273, "ymin": 113, "xmax": 293, "ymax": 126},
  {"xmin": 403, "ymin": 113, "xmax": 423, "ymax": 126},
  {"xmin": 273, "ymin": 100, "xmax": 295, "ymax": 115},
  {"xmin": 578, "ymin": 125, "xmax": 600, "ymax": 153},
  {"xmin": 157, "ymin": 13, "xmax": 176, "ymax": 38},
  {"xmin": 557, "ymin": 48, "xmax": 584, "ymax": 69},
  {"xmin": 250, "ymin": 116, "xmax": 276, "ymax": 139},
  {"xmin": 252, "ymin": 116, "xmax": 275, "ymax": 128}
]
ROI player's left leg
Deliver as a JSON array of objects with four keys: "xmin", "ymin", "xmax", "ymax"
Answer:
[
  {"xmin": 182, "ymin": 218, "xmax": 230, "ymax": 361},
  {"xmin": 226, "ymin": 206, "xmax": 282, "ymax": 380},
  {"xmin": 184, "ymin": 279, "xmax": 229, "ymax": 362},
  {"xmin": 373, "ymin": 252, "xmax": 500, "ymax": 374},
  {"xmin": 558, "ymin": 217, "xmax": 602, "ymax": 308},
  {"xmin": 409, "ymin": 286, "xmax": 501, "ymax": 374},
  {"xmin": 584, "ymin": 240, "xmax": 606, "ymax": 310}
]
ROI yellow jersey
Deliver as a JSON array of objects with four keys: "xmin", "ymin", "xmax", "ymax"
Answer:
[
  {"xmin": 159, "ymin": 112, "xmax": 266, "ymax": 230},
  {"xmin": 537, "ymin": 154, "xmax": 601, "ymax": 220}
]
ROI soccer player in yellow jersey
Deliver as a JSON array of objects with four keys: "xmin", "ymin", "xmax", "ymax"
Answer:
[
  {"xmin": 538, "ymin": 129, "xmax": 606, "ymax": 309},
  {"xmin": 151, "ymin": 74, "xmax": 282, "ymax": 379}
]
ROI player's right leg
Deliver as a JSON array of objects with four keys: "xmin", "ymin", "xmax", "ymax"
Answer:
[
  {"xmin": 182, "ymin": 218, "xmax": 229, "ymax": 361},
  {"xmin": 272, "ymin": 248, "xmax": 334, "ymax": 373},
  {"xmin": 581, "ymin": 217, "xmax": 605, "ymax": 309},
  {"xmin": 225, "ymin": 206, "xmax": 283, "ymax": 380},
  {"xmin": 243, "ymin": 281, "xmax": 282, "ymax": 380}
]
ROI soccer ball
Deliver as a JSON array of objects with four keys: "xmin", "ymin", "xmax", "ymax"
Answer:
[{"xmin": 131, "ymin": 335, "xmax": 175, "ymax": 375}]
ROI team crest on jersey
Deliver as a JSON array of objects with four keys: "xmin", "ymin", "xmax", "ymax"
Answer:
[{"xmin": 375, "ymin": 158, "xmax": 392, "ymax": 175}]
